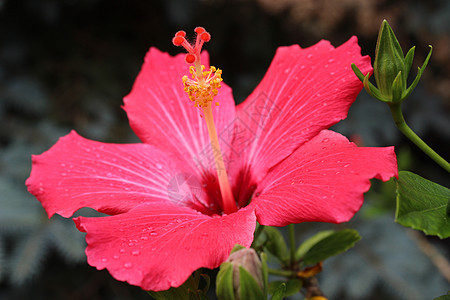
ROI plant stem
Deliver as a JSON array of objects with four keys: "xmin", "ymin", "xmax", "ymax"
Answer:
[
  {"xmin": 288, "ymin": 224, "xmax": 296, "ymax": 264},
  {"xmin": 268, "ymin": 268, "xmax": 294, "ymax": 277},
  {"xmin": 389, "ymin": 102, "xmax": 450, "ymax": 173}
]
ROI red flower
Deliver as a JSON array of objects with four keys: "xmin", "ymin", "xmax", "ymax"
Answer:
[{"xmin": 26, "ymin": 34, "xmax": 397, "ymax": 291}]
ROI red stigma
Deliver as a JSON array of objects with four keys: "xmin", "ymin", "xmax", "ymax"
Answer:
[
  {"xmin": 175, "ymin": 30, "xmax": 186, "ymax": 37},
  {"xmin": 172, "ymin": 27, "xmax": 211, "ymax": 64},
  {"xmin": 185, "ymin": 54, "xmax": 196, "ymax": 64},
  {"xmin": 200, "ymin": 32, "xmax": 211, "ymax": 42},
  {"xmin": 172, "ymin": 36, "xmax": 185, "ymax": 46},
  {"xmin": 194, "ymin": 27, "xmax": 206, "ymax": 34}
]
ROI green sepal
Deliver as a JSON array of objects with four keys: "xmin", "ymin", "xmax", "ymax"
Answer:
[
  {"xmin": 404, "ymin": 46, "xmax": 432, "ymax": 100},
  {"xmin": 351, "ymin": 63, "xmax": 365, "ymax": 82},
  {"xmin": 395, "ymin": 171, "xmax": 450, "ymax": 239},
  {"xmin": 361, "ymin": 71, "xmax": 391, "ymax": 103},
  {"xmin": 391, "ymin": 71, "xmax": 404, "ymax": 102},
  {"xmin": 268, "ymin": 279, "xmax": 302, "ymax": 297},
  {"xmin": 299, "ymin": 229, "xmax": 361, "ymax": 266},
  {"xmin": 374, "ymin": 19, "xmax": 406, "ymax": 97},
  {"xmin": 269, "ymin": 283, "xmax": 286, "ymax": 300},
  {"xmin": 216, "ymin": 262, "xmax": 235, "ymax": 300},
  {"xmin": 263, "ymin": 226, "xmax": 288, "ymax": 264},
  {"xmin": 404, "ymin": 46, "xmax": 416, "ymax": 79},
  {"xmin": 260, "ymin": 252, "xmax": 269, "ymax": 297},
  {"xmin": 239, "ymin": 266, "xmax": 265, "ymax": 300},
  {"xmin": 230, "ymin": 244, "xmax": 246, "ymax": 254}
]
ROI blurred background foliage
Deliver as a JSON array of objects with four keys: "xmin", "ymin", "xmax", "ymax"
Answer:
[{"xmin": 0, "ymin": 0, "xmax": 448, "ymax": 299}]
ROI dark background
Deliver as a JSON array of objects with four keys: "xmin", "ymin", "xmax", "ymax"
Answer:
[{"xmin": 0, "ymin": 0, "xmax": 449, "ymax": 299}]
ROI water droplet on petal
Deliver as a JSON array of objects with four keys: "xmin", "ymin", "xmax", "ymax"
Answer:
[
  {"xmin": 120, "ymin": 248, "xmax": 125, "ymax": 253},
  {"xmin": 124, "ymin": 262, "xmax": 132, "ymax": 268},
  {"xmin": 113, "ymin": 255, "xmax": 119, "ymax": 260},
  {"xmin": 322, "ymin": 138, "xmax": 329, "ymax": 143},
  {"xmin": 156, "ymin": 163, "xmax": 163, "ymax": 170},
  {"xmin": 101, "ymin": 258, "xmax": 107, "ymax": 262},
  {"xmin": 141, "ymin": 235, "xmax": 148, "ymax": 240},
  {"xmin": 344, "ymin": 164, "xmax": 350, "ymax": 168},
  {"xmin": 131, "ymin": 250, "xmax": 140, "ymax": 256},
  {"xmin": 150, "ymin": 231, "xmax": 158, "ymax": 236}
]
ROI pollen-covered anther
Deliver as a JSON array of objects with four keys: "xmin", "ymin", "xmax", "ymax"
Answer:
[{"xmin": 182, "ymin": 65, "xmax": 223, "ymax": 108}]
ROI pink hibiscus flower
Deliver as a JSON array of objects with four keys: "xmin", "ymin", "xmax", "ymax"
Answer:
[{"xmin": 26, "ymin": 28, "xmax": 397, "ymax": 291}]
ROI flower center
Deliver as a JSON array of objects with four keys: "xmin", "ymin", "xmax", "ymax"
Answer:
[{"xmin": 173, "ymin": 27, "xmax": 238, "ymax": 214}]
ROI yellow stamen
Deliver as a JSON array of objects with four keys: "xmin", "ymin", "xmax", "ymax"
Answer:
[{"xmin": 182, "ymin": 63, "xmax": 237, "ymax": 214}]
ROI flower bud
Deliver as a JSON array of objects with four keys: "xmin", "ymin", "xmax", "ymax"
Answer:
[
  {"xmin": 216, "ymin": 248, "xmax": 264, "ymax": 300},
  {"xmin": 352, "ymin": 19, "xmax": 432, "ymax": 104},
  {"xmin": 374, "ymin": 20, "xmax": 406, "ymax": 100}
]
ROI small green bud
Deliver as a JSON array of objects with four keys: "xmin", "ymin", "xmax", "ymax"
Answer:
[
  {"xmin": 352, "ymin": 19, "xmax": 432, "ymax": 104},
  {"xmin": 374, "ymin": 20, "xmax": 406, "ymax": 99},
  {"xmin": 216, "ymin": 248, "xmax": 264, "ymax": 300}
]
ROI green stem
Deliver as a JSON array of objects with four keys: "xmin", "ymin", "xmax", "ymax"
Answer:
[
  {"xmin": 268, "ymin": 268, "xmax": 295, "ymax": 277},
  {"xmin": 389, "ymin": 102, "xmax": 450, "ymax": 173},
  {"xmin": 288, "ymin": 224, "xmax": 296, "ymax": 264}
]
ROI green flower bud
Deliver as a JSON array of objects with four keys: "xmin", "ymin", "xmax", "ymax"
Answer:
[
  {"xmin": 216, "ymin": 248, "xmax": 265, "ymax": 300},
  {"xmin": 374, "ymin": 20, "xmax": 406, "ymax": 99},
  {"xmin": 352, "ymin": 19, "xmax": 432, "ymax": 104}
]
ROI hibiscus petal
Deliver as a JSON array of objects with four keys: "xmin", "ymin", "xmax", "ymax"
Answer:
[
  {"xmin": 254, "ymin": 130, "xmax": 397, "ymax": 226},
  {"xmin": 231, "ymin": 37, "xmax": 372, "ymax": 180},
  {"xmin": 26, "ymin": 131, "xmax": 189, "ymax": 218},
  {"xmin": 123, "ymin": 48, "xmax": 236, "ymax": 174},
  {"xmin": 74, "ymin": 201, "xmax": 256, "ymax": 291}
]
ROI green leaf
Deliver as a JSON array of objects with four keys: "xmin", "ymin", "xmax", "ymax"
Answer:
[
  {"xmin": 395, "ymin": 171, "xmax": 450, "ymax": 238},
  {"xmin": 216, "ymin": 263, "xmax": 235, "ymax": 300},
  {"xmin": 270, "ymin": 283, "xmax": 286, "ymax": 300},
  {"xmin": 239, "ymin": 266, "xmax": 265, "ymax": 300},
  {"xmin": 433, "ymin": 291, "xmax": 450, "ymax": 300},
  {"xmin": 295, "ymin": 230, "xmax": 334, "ymax": 261},
  {"xmin": 301, "ymin": 229, "xmax": 361, "ymax": 266},
  {"xmin": 263, "ymin": 227, "xmax": 288, "ymax": 263}
]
